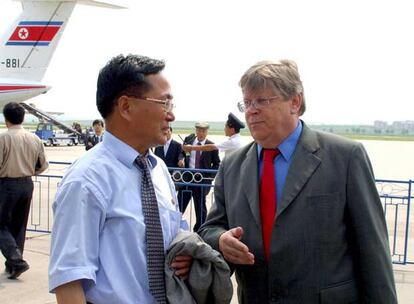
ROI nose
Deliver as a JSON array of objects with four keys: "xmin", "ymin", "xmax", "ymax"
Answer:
[
  {"xmin": 245, "ymin": 104, "xmax": 258, "ymax": 115},
  {"xmin": 166, "ymin": 111, "xmax": 175, "ymax": 122}
]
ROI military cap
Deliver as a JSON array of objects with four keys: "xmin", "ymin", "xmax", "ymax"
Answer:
[
  {"xmin": 195, "ymin": 122, "xmax": 210, "ymax": 129},
  {"xmin": 227, "ymin": 112, "xmax": 245, "ymax": 131}
]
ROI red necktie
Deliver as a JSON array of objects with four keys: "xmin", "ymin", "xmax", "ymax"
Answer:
[{"xmin": 260, "ymin": 148, "xmax": 280, "ymax": 261}]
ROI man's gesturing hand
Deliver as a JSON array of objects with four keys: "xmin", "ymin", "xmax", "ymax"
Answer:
[{"xmin": 219, "ymin": 227, "xmax": 255, "ymax": 265}]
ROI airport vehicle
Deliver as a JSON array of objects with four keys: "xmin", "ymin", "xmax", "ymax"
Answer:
[
  {"xmin": 0, "ymin": 0, "xmax": 123, "ymax": 127},
  {"xmin": 35, "ymin": 122, "xmax": 78, "ymax": 146}
]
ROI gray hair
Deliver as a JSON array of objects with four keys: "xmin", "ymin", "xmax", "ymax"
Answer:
[{"xmin": 239, "ymin": 59, "xmax": 306, "ymax": 115}]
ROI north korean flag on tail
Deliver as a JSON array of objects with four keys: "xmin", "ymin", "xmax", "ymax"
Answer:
[{"xmin": 6, "ymin": 21, "xmax": 63, "ymax": 46}]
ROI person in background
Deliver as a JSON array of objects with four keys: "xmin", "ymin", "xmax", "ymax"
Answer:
[
  {"xmin": 178, "ymin": 122, "xmax": 220, "ymax": 232},
  {"xmin": 0, "ymin": 102, "xmax": 48, "ymax": 279},
  {"xmin": 182, "ymin": 112, "xmax": 245, "ymax": 157},
  {"xmin": 154, "ymin": 126, "xmax": 185, "ymax": 168},
  {"xmin": 198, "ymin": 59, "xmax": 397, "ymax": 303},
  {"xmin": 72, "ymin": 121, "xmax": 85, "ymax": 145},
  {"xmin": 49, "ymin": 54, "xmax": 192, "ymax": 304},
  {"xmin": 85, "ymin": 119, "xmax": 104, "ymax": 151}
]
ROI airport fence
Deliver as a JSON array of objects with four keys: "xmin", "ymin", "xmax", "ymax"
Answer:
[{"xmin": 28, "ymin": 162, "xmax": 414, "ymax": 265}]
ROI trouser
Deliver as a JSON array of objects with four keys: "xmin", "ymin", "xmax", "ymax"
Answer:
[
  {"xmin": 177, "ymin": 185, "xmax": 210, "ymax": 232},
  {"xmin": 0, "ymin": 177, "xmax": 33, "ymax": 268}
]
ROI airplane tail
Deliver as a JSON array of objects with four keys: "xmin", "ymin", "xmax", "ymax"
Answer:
[{"xmin": 0, "ymin": 0, "xmax": 124, "ymax": 82}]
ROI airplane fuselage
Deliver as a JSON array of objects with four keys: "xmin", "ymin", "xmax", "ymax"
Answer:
[{"xmin": 0, "ymin": 79, "xmax": 49, "ymax": 108}]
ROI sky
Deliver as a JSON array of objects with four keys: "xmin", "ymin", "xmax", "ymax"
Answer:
[{"xmin": 0, "ymin": 0, "xmax": 413, "ymax": 125}]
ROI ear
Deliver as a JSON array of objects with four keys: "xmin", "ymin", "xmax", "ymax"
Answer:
[
  {"xmin": 290, "ymin": 94, "xmax": 302, "ymax": 115},
  {"xmin": 116, "ymin": 95, "xmax": 134, "ymax": 122}
]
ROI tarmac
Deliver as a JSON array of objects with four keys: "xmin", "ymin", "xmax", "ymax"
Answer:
[
  {"xmin": 1, "ymin": 233, "xmax": 414, "ymax": 303},
  {"xmin": 1, "ymin": 145, "xmax": 414, "ymax": 303}
]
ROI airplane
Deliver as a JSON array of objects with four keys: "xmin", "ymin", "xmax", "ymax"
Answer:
[{"xmin": 0, "ymin": 0, "xmax": 124, "ymax": 111}]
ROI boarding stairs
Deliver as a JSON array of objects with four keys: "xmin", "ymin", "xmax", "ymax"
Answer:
[{"xmin": 20, "ymin": 102, "xmax": 81, "ymax": 136}]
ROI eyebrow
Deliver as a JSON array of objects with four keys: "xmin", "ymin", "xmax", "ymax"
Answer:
[{"xmin": 162, "ymin": 93, "xmax": 173, "ymax": 100}]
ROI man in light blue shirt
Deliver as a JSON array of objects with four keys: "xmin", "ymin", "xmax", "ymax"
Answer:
[{"xmin": 49, "ymin": 54, "xmax": 192, "ymax": 304}]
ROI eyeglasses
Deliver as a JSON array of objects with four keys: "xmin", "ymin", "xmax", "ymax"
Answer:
[
  {"xmin": 237, "ymin": 96, "xmax": 280, "ymax": 113},
  {"xmin": 128, "ymin": 96, "xmax": 175, "ymax": 112}
]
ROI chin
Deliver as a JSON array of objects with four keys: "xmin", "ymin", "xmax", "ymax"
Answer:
[
  {"xmin": 250, "ymin": 130, "xmax": 268, "ymax": 143},
  {"xmin": 158, "ymin": 135, "xmax": 168, "ymax": 145}
]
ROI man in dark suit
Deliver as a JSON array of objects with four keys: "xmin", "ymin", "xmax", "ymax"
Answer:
[
  {"xmin": 199, "ymin": 60, "xmax": 397, "ymax": 303},
  {"xmin": 154, "ymin": 127, "xmax": 185, "ymax": 168},
  {"xmin": 85, "ymin": 119, "xmax": 104, "ymax": 151},
  {"xmin": 178, "ymin": 122, "xmax": 220, "ymax": 231}
]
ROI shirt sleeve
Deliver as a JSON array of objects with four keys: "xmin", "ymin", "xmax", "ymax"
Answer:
[
  {"xmin": 35, "ymin": 140, "xmax": 49, "ymax": 174},
  {"xmin": 49, "ymin": 180, "xmax": 106, "ymax": 293},
  {"xmin": 215, "ymin": 138, "xmax": 235, "ymax": 152}
]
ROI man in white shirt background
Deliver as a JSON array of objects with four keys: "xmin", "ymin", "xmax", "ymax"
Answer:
[{"xmin": 182, "ymin": 112, "xmax": 245, "ymax": 157}]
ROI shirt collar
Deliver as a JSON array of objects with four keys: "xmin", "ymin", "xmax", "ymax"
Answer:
[
  {"xmin": 8, "ymin": 125, "xmax": 23, "ymax": 130},
  {"xmin": 195, "ymin": 138, "xmax": 206, "ymax": 145},
  {"xmin": 229, "ymin": 133, "xmax": 241, "ymax": 139},
  {"xmin": 257, "ymin": 120, "xmax": 303, "ymax": 161},
  {"xmin": 103, "ymin": 131, "xmax": 158, "ymax": 169}
]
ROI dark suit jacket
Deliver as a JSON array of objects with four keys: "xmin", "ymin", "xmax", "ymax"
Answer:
[
  {"xmin": 154, "ymin": 139, "xmax": 184, "ymax": 168},
  {"xmin": 85, "ymin": 134, "xmax": 101, "ymax": 151},
  {"xmin": 183, "ymin": 134, "xmax": 220, "ymax": 183},
  {"xmin": 199, "ymin": 123, "xmax": 397, "ymax": 304}
]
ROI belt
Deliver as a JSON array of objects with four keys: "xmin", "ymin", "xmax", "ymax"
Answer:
[{"xmin": 0, "ymin": 176, "xmax": 32, "ymax": 182}]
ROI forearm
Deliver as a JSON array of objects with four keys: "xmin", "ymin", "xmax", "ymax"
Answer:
[
  {"xmin": 55, "ymin": 280, "xmax": 86, "ymax": 304},
  {"xmin": 35, "ymin": 153, "xmax": 49, "ymax": 174},
  {"xmin": 186, "ymin": 144, "xmax": 217, "ymax": 152}
]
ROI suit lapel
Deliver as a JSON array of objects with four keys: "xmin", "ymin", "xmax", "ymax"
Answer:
[
  {"xmin": 165, "ymin": 142, "xmax": 171, "ymax": 158},
  {"xmin": 277, "ymin": 125, "xmax": 321, "ymax": 217},
  {"xmin": 241, "ymin": 143, "xmax": 262, "ymax": 228}
]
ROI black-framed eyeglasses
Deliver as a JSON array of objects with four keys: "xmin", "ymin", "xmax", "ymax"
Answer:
[
  {"xmin": 237, "ymin": 96, "xmax": 280, "ymax": 113},
  {"xmin": 128, "ymin": 96, "xmax": 175, "ymax": 112}
]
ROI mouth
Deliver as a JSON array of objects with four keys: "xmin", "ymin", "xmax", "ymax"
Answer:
[{"xmin": 248, "ymin": 120, "xmax": 264, "ymax": 127}]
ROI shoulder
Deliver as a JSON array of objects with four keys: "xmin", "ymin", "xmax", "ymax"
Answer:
[
  {"xmin": 154, "ymin": 145, "xmax": 163, "ymax": 152},
  {"xmin": 222, "ymin": 141, "xmax": 255, "ymax": 167},
  {"xmin": 170, "ymin": 139, "xmax": 181, "ymax": 148},
  {"xmin": 304, "ymin": 127, "xmax": 361, "ymax": 152},
  {"xmin": 62, "ymin": 145, "xmax": 117, "ymax": 187},
  {"xmin": 21, "ymin": 129, "xmax": 43, "ymax": 144}
]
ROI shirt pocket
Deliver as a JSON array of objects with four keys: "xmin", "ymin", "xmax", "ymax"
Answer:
[{"xmin": 159, "ymin": 206, "xmax": 182, "ymax": 249}]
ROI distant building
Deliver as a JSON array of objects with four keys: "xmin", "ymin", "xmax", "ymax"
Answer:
[
  {"xmin": 374, "ymin": 120, "xmax": 388, "ymax": 129},
  {"xmin": 391, "ymin": 120, "xmax": 414, "ymax": 131}
]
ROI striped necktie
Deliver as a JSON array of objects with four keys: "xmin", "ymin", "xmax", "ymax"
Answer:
[{"xmin": 135, "ymin": 155, "xmax": 166, "ymax": 304}]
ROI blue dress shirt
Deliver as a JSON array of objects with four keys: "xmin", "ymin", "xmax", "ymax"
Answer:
[
  {"xmin": 257, "ymin": 121, "xmax": 303, "ymax": 206},
  {"xmin": 49, "ymin": 131, "xmax": 187, "ymax": 304}
]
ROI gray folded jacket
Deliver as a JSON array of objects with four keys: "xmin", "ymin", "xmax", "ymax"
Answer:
[{"xmin": 165, "ymin": 231, "xmax": 233, "ymax": 304}]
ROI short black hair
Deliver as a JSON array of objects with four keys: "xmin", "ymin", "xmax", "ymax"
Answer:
[
  {"xmin": 3, "ymin": 102, "xmax": 25, "ymax": 125},
  {"xmin": 92, "ymin": 119, "xmax": 104, "ymax": 127},
  {"xmin": 96, "ymin": 54, "xmax": 165, "ymax": 118}
]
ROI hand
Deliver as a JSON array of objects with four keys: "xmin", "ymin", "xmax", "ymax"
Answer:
[
  {"xmin": 177, "ymin": 159, "xmax": 185, "ymax": 168},
  {"xmin": 171, "ymin": 255, "xmax": 193, "ymax": 280},
  {"xmin": 219, "ymin": 227, "xmax": 255, "ymax": 265},
  {"xmin": 182, "ymin": 145, "xmax": 192, "ymax": 153}
]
